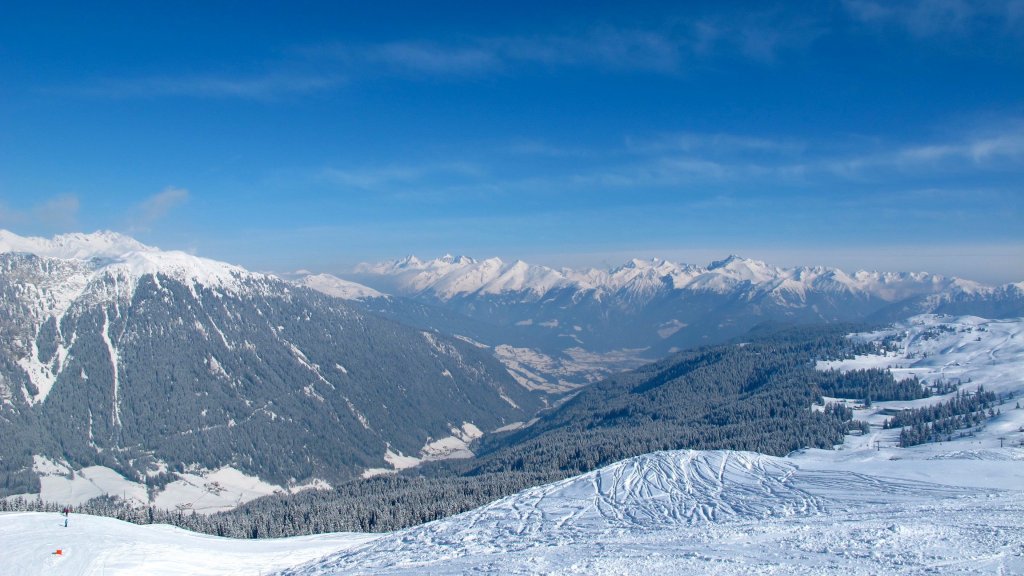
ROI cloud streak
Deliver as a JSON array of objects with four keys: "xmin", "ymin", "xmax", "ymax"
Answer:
[
  {"xmin": 33, "ymin": 195, "xmax": 79, "ymax": 229},
  {"xmin": 318, "ymin": 163, "xmax": 483, "ymax": 191},
  {"xmin": 308, "ymin": 121, "xmax": 1024, "ymax": 204},
  {"xmin": 127, "ymin": 187, "xmax": 189, "ymax": 232},
  {"xmin": 307, "ymin": 14, "xmax": 826, "ymax": 79},
  {"xmin": 76, "ymin": 71, "xmax": 344, "ymax": 100},
  {"xmin": 843, "ymin": 0, "xmax": 1024, "ymax": 36}
]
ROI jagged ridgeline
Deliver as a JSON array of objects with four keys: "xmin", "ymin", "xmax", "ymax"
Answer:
[
  {"xmin": 68, "ymin": 324, "xmax": 907, "ymax": 538},
  {"xmin": 0, "ymin": 250, "xmax": 541, "ymax": 496},
  {"xmin": 348, "ymin": 255, "xmax": 1024, "ymax": 359}
]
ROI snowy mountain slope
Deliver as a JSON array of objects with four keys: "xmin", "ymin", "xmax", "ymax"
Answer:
[
  {"xmin": 278, "ymin": 449, "xmax": 1020, "ymax": 576},
  {"xmin": 296, "ymin": 273, "xmax": 384, "ymax": 300},
  {"xmin": 3, "ymin": 449, "xmax": 1020, "ymax": 576},
  {"xmin": 0, "ymin": 230, "xmax": 541, "ymax": 503},
  {"xmin": 809, "ymin": 314, "xmax": 1024, "ymax": 462},
  {"xmin": 818, "ymin": 314, "xmax": 1024, "ymax": 400}
]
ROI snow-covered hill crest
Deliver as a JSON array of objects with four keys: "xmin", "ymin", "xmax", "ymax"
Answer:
[
  {"xmin": 280, "ymin": 448, "xmax": 1020, "ymax": 575},
  {"xmin": 0, "ymin": 229, "xmax": 254, "ymax": 295}
]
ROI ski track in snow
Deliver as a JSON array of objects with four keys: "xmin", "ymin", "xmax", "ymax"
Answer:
[{"xmin": 277, "ymin": 450, "xmax": 1019, "ymax": 575}]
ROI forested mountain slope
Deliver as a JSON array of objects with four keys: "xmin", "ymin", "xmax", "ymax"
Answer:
[
  {"xmin": 0, "ymin": 231, "xmax": 541, "ymax": 500},
  {"xmin": 139, "ymin": 324, "xmax": 900, "ymax": 535}
]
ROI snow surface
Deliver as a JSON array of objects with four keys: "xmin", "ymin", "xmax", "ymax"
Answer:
[
  {"xmin": 0, "ymin": 230, "xmax": 257, "ymax": 314},
  {"xmin": 280, "ymin": 450, "xmax": 1023, "ymax": 576},
  {"xmin": 362, "ymin": 423, "xmax": 485, "ymax": 478},
  {"xmin": 0, "ymin": 230, "xmax": 255, "ymax": 294},
  {"xmin": 299, "ymin": 273, "xmax": 385, "ymax": 300},
  {"xmin": 0, "ymin": 511, "xmax": 376, "ymax": 576}
]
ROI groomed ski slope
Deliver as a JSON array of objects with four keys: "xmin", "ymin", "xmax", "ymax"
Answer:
[{"xmin": 0, "ymin": 512, "xmax": 377, "ymax": 576}]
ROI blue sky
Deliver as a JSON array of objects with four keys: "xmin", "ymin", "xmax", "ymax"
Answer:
[{"xmin": 1, "ymin": 1, "xmax": 1022, "ymax": 282}]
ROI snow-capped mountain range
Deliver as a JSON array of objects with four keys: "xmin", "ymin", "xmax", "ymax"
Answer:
[
  {"xmin": 341, "ymin": 253, "xmax": 1024, "ymax": 381},
  {"xmin": 355, "ymin": 252, "xmax": 1018, "ymax": 305}
]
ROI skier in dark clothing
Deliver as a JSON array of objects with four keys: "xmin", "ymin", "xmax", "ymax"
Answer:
[{"xmin": 62, "ymin": 506, "xmax": 69, "ymax": 527}]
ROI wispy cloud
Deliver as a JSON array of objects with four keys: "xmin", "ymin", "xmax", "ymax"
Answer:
[
  {"xmin": 127, "ymin": 186, "xmax": 189, "ymax": 232},
  {"xmin": 493, "ymin": 29, "xmax": 685, "ymax": 72},
  {"xmin": 318, "ymin": 163, "xmax": 483, "ymax": 190},
  {"xmin": 0, "ymin": 201, "xmax": 26, "ymax": 228},
  {"xmin": 33, "ymin": 194, "xmax": 79, "ymax": 229},
  {"xmin": 69, "ymin": 11, "xmax": 830, "ymax": 100},
  {"xmin": 688, "ymin": 9, "xmax": 826, "ymax": 62},
  {"xmin": 77, "ymin": 71, "xmax": 344, "ymax": 100},
  {"xmin": 843, "ymin": 0, "xmax": 1024, "ymax": 36},
  {"xmin": 305, "ymin": 15, "xmax": 825, "ymax": 79},
  {"xmin": 625, "ymin": 132, "xmax": 806, "ymax": 156},
  {"xmin": 365, "ymin": 42, "xmax": 501, "ymax": 75},
  {"xmin": 308, "ymin": 29, "xmax": 686, "ymax": 76},
  {"xmin": 829, "ymin": 126, "xmax": 1024, "ymax": 175},
  {"xmin": 303, "ymin": 121, "xmax": 1022, "ymax": 212},
  {"xmin": 494, "ymin": 122, "xmax": 1024, "ymax": 196}
]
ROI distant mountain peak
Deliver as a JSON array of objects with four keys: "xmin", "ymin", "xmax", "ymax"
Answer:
[
  {"xmin": 707, "ymin": 254, "xmax": 766, "ymax": 270},
  {"xmin": 0, "ymin": 229, "xmax": 151, "ymax": 260},
  {"xmin": 0, "ymin": 229, "xmax": 252, "ymax": 293}
]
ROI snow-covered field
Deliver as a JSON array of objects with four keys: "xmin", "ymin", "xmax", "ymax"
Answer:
[
  {"xmin": 0, "ymin": 512, "xmax": 376, "ymax": 576},
  {"xmin": 2, "ymin": 315, "xmax": 1022, "ymax": 575}
]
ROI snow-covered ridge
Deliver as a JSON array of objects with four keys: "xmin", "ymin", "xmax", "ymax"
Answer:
[
  {"xmin": 0, "ymin": 229, "xmax": 150, "ymax": 260},
  {"xmin": 355, "ymin": 252, "xmax": 1021, "ymax": 304},
  {"xmin": 297, "ymin": 273, "xmax": 384, "ymax": 300},
  {"xmin": 0, "ymin": 229, "xmax": 256, "ymax": 292}
]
